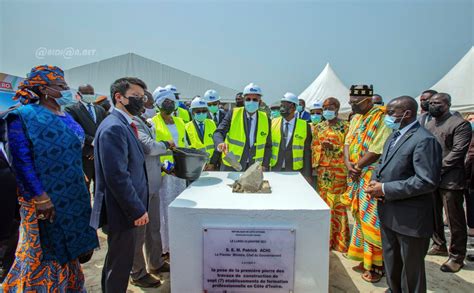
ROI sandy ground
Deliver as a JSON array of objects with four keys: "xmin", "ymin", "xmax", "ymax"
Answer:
[{"xmin": 82, "ymin": 228, "xmax": 474, "ymax": 293}]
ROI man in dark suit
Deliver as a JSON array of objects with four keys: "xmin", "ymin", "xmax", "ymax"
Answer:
[
  {"xmin": 269, "ymin": 93, "xmax": 312, "ymax": 182},
  {"xmin": 297, "ymin": 98, "xmax": 311, "ymax": 122},
  {"xmin": 66, "ymin": 84, "xmax": 106, "ymax": 193},
  {"xmin": 425, "ymin": 93, "xmax": 472, "ymax": 272},
  {"xmin": 204, "ymin": 89, "xmax": 226, "ymax": 127},
  {"xmin": 367, "ymin": 96, "xmax": 442, "ymax": 293},
  {"xmin": 418, "ymin": 89, "xmax": 437, "ymax": 127},
  {"xmin": 214, "ymin": 83, "xmax": 272, "ymax": 171},
  {"xmin": 91, "ymin": 77, "xmax": 155, "ymax": 292}
]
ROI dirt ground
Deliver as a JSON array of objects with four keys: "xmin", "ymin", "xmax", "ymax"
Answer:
[{"xmin": 83, "ymin": 228, "xmax": 474, "ymax": 293}]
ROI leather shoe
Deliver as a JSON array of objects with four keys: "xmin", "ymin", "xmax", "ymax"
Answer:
[
  {"xmin": 150, "ymin": 263, "xmax": 170, "ymax": 274},
  {"xmin": 130, "ymin": 274, "xmax": 161, "ymax": 288},
  {"xmin": 427, "ymin": 245, "xmax": 448, "ymax": 256},
  {"xmin": 440, "ymin": 258, "xmax": 464, "ymax": 273}
]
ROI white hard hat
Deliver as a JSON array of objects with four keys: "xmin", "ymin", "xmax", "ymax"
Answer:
[
  {"xmin": 203, "ymin": 89, "xmax": 221, "ymax": 102},
  {"xmin": 281, "ymin": 92, "xmax": 299, "ymax": 105},
  {"xmin": 154, "ymin": 88, "xmax": 176, "ymax": 107},
  {"xmin": 243, "ymin": 83, "xmax": 263, "ymax": 96},
  {"xmin": 309, "ymin": 101, "xmax": 323, "ymax": 110},
  {"xmin": 165, "ymin": 84, "xmax": 179, "ymax": 94},
  {"xmin": 190, "ymin": 97, "xmax": 209, "ymax": 110}
]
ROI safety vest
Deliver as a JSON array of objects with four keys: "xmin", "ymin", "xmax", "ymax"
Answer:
[
  {"xmin": 175, "ymin": 107, "xmax": 191, "ymax": 123},
  {"xmin": 185, "ymin": 119, "xmax": 216, "ymax": 160},
  {"xmin": 151, "ymin": 114, "xmax": 186, "ymax": 165},
  {"xmin": 270, "ymin": 116, "xmax": 307, "ymax": 170},
  {"xmin": 223, "ymin": 107, "xmax": 269, "ymax": 166}
]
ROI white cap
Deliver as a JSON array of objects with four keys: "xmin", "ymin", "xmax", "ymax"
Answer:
[
  {"xmin": 153, "ymin": 88, "xmax": 176, "ymax": 107},
  {"xmin": 203, "ymin": 89, "xmax": 221, "ymax": 102},
  {"xmin": 243, "ymin": 83, "xmax": 263, "ymax": 96},
  {"xmin": 190, "ymin": 97, "xmax": 209, "ymax": 110},
  {"xmin": 309, "ymin": 101, "xmax": 323, "ymax": 110},
  {"xmin": 165, "ymin": 84, "xmax": 179, "ymax": 94},
  {"xmin": 281, "ymin": 92, "xmax": 299, "ymax": 105}
]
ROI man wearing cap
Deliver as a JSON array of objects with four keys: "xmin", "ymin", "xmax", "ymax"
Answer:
[
  {"xmin": 185, "ymin": 97, "xmax": 219, "ymax": 171},
  {"xmin": 309, "ymin": 101, "xmax": 324, "ymax": 129},
  {"xmin": 204, "ymin": 89, "xmax": 226, "ymax": 127},
  {"xmin": 165, "ymin": 84, "xmax": 191, "ymax": 123},
  {"xmin": 269, "ymin": 92, "xmax": 312, "ymax": 182},
  {"xmin": 214, "ymin": 83, "xmax": 272, "ymax": 171},
  {"xmin": 342, "ymin": 84, "xmax": 391, "ymax": 283},
  {"xmin": 297, "ymin": 98, "xmax": 311, "ymax": 122}
]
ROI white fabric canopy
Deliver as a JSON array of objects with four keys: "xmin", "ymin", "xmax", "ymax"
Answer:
[
  {"xmin": 299, "ymin": 63, "xmax": 350, "ymax": 113},
  {"xmin": 64, "ymin": 53, "xmax": 238, "ymax": 102},
  {"xmin": 429, "ymin": 46, "xmax": 473, "ymax": 113}
]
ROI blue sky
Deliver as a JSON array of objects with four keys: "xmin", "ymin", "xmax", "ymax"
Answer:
[{"xmin": 1, "ymin": 0, "xmax": 472, "ymax": 103}]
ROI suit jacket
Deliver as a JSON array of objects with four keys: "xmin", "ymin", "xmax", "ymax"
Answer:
[
  {"xmin": 213, "ymin": 109, "xmax": 272, "ymax": 169},
  {"xmin": 375, "ymin": 122, "xmax": 442, "ymax": 238},
  {"xmin": 298, "ymin": 110, "xmax": 311, "ymax": 122},
  {"xmin": 426, "ymin": 112, "xmax": 472, "ymax": 190},
  {"xmin": 90, "ymin": 110, "xmax": 148, "ymax": 232},
  {"xmin": 270, "ymin": 119, "xmax": 312, "ymax": 178},
  {"xmin": 207, "ymin": 109, "xmax": 226, "ymax": 127},
  {"xmin": 417, "ymin": 112, "xmax": 432, "ymax": 127},
  {"xmin": 132, "ymin": 116, "xmax": 168, "ymax": 195},
  {"xmin": 66, "ymin": 102, "xmax": 106, "ymax": 157}
]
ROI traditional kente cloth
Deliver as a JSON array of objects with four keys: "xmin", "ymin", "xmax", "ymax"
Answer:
[
  {"xmin": 312, "ymin": 119, "xmax": 350, "ymax": 252},
  {"xmin": 342, "ymin": 106, "xmax": 390, "ymax": 270},
  {"xmin": 2, "ymin": 104, "xmax": 98, "ymax": 292}
]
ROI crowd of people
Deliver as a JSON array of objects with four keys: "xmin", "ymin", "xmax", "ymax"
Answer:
[{"xmin": 0, "ymin": 64, "xmax": 473, "ymax": 293}]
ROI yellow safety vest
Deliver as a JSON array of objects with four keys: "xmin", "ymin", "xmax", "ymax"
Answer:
[
  {"xmin": 223, "ymin": 107, "xmax": 269, "ymax": 166},
  {"xmin": 270, "ymin": 116, "xmax": 307, "ymax": 170},
  {"xmin": 176, "ymin": 107, "xmax": 191, "ymax": 123},
  {"xmin": 185, "ymin": 119, "xmax": 216, "ymax": 160},
  {"xmin": 151, "ymin": 114, "xmax": 186, "ymax": 165}
]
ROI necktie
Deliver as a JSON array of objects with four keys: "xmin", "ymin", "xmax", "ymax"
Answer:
[
  {"xmin": 387, "ymin": 131, "xmax": 401, "ymax": 154},
  {"xmin": 87, "ymin": 103, "xmax": 96, "ymax": 123},
  {"xmin": 198, "ymin": 122, "xmax": 204, "ymax": 137},
  {"xmin": 283, "ymin": 122, "xmax": 289, "ymax": 149},
  {"xmin": 247, "ymin": 116, "xmax": 254, "ymax": 147},
  {"xmin": 213, "ymin": 113, "xmax": 218, "ymax": 124},
  {"xmin": 130, "ymin": 122, "xmax": 139, "ymax": 138}
]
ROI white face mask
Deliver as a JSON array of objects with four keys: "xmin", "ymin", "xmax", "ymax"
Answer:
[
  {"xmin": 143, "ymin": 107, "xmax": 157, "ymax": 119},
  {"xmin": 81, "ymin": 94, "xmax": 96, "ymax": 104}
]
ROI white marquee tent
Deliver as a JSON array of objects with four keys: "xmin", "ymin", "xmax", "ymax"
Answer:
[
  {"xmin": 299, "ymin": 63, "xmax": 351, "ymax": 113},
  {"xmin": 429, "ymin": 46, "xmax": 473, "ymax": 113},
  {"xmin": 64, "ymin": 53, "xmax": 238, "ymax": 102}
]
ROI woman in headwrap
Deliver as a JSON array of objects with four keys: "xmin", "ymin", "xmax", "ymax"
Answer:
[
  {"xmin": 150, "ymin": 87, "xmax": 188, "ymax": 256},
  {"xmin": 2, "ymin": 65, "xmax": 99, "ymax": 292}
]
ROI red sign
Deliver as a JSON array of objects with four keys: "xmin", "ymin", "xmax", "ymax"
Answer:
[{"xmin": 0, "ymin": 81, "xmax": 13, "ymax": 90}]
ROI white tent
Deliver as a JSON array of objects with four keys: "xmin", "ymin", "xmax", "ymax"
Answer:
[
  {"xmin": 299, "ymin": 63, "xmax": 350, "ymax": 113},
  {"xmin": 429, "ymin": 46, "xmax": 473, "ymax": 113},
  {"xmin": 64, "ymin": 53, "xmax": 238, "ymax": 102}
]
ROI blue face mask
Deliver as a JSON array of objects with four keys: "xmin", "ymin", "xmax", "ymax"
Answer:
[
  {"xmin": 323, "ymin": 110, "xmax": 336, "ymax": 121},
  {"xmin": 244, "ymin": 101, "xmax": 259, "ymax": 113},
  {"xmin": 297, "ymin": 105, "xmax": 304, "ymax": 113},
  {"xmin": 270, "ymin": 110, "xmax": 281, "ymax": 119},
  {"xmin": 194, "ymin": 112, "xmax": 208, "ymax": 122},
  {"xmin": 208, "ymin": 105, "xmax": 219, "ymax": 114},
  {"xmin": 311, "ymin": 114, "xmax": 322, "ymax": 124},
  {"xmin": 384, "ymin": 115, "xmax": 400, "ymax": 130},
  {"xmin": 56, "ymin": 89, "xmax": 77, "ymax": 107}
]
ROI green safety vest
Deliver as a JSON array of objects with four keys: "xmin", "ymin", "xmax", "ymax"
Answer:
[
  {"xmin": 223, "ymin": 107, "xmax": 269, "ymax": 166},
  {"xmin": 151, "ymin": 114, "xmax": 186, "ymax": 166},
  {"xmin": 176, "ymin": 107, "xmax": 191, "ymax": 123},
  {"xmin": 270, "ymin": 116, "xmax": 307, "ymax": 170},
  {"xmin": 185, "ymin": 119, "xmax": 216, "ymax": 160}
]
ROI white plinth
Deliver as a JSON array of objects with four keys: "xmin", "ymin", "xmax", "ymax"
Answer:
[{"xmin": 169, "ymin": 172, "xmax": 330, "ymax": 293}]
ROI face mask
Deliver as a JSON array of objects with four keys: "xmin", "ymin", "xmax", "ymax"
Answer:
[
  {"xmin": 122, "ymin": 96, "xmax": 144, "ymax": 116},
  {"xmin": 270, "ymin": 110, "xmax": 281, "ymax": 119},
  {"xmin": 81, "ymin": 94, "xmax": 96, "ymax": 104},
  {"xmin": 428, "ymin": 105, "xmax": 444, "ymax": 117},
  {"xmin": 384, "ymin": 111, "xmax": 408, "ymax": 130},
  {"xmin": 208, "ymin": 105, "xmax": 219, "ymax": 114},
  {"xmin": 244, "ymin": 101, "xmax": 259, "ymax": 113},
  {"xmin": 311, "ymin": 114, "xmax": 322, "ymax": 124},
  {"xmin": 236, "ymin": 100, "xmax": 244, "ymax": 107},
  {"xmin": 194, "ymin": 112, "xmax": 207, "ymax": 122},
  {"xmin": 279, "ymin": 105, "xmax": 293, "ymax": 118},
  {"xmin": 420, "ymin": 100, "xmax": 430, "ymax": 112},
  {"xmin": 143, "ymin": 107, "xmax": 157, "ymax": 119},
  {"xmin": 350, "ymin": 98, "xmax": 368, "ymax": 114},
  {"xmin": 55, "ymin": 89, "xmax": 77, "ymax": 107},
  {"xmin": 297, "ymin": 105, "xmax": 303, "ymax": 113},
  {"xmin": 161, "ymin": 100, "xmax": 176, "ymax": 115},
  {"xmin": 323, "ymin": 110, "xmax": 336, "ymax": 121}
]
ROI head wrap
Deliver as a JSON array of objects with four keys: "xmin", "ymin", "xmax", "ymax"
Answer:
[
  {"xmin": 13, "ymin": 65, "xmax": 65, "ymax": 105},
  {"xmin": 154, "ymin": 88, "xmax": 176, "ymax": 108}
]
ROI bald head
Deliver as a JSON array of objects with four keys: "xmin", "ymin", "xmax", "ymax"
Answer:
[{"xmin": 78, "ymin": 84, "xmax": 94, "ymax": 95}]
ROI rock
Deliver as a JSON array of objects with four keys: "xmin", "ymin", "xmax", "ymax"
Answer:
[{"xmin": 232, "ymin": 162, "xmax": 264, "ymax": 193}]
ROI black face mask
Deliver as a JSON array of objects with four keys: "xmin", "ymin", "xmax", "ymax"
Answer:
[
  {"xmin": 420, "ymin": 100, "xmax": 430, "ymax": 112},
  {"xmin": 122, "ymin": 96, "xmax": 144, "ymax": 116},
  {"xmin": 236, "ymin": 101, "xmax": 244, "ymax": 107},
  {"xmin": 428, "ymin": 105, "xmax": 444, "ymax": 117},
  {"xmin": 279, "ymin": 105, "xmax": 292, "ymax": 118},
  {"xmin": 350, "ymin": 98, "xmax": 368, "ymax": 114},
  {"xmin": 161, "ymin": 100, "xmax": 176, "ymax": 115}
]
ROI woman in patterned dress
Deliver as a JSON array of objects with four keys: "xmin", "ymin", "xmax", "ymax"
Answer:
[{"xmin": 312, "ymin": 97, "xmax": 350, "ymax": 253}]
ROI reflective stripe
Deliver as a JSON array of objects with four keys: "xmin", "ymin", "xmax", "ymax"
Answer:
[
  {"xmin": 165, "ymin": 150, "xmax": 173, "ymax": 156},
  {"xmin": 271, "ymin": 142, "xmax": 279, "ymax": 147},
  {"xmin": 255, "ymin": 144, "xmax": 265, "ymax": 150},
  {"xmin": 271, "ymin": 155, "xmax": 277, "ymax": 160},
  {"xmin": 205, "ymin": 145, "xmax": 214, "ymax": 150},
  {"xmin": 293, "ymin": 157, "xmax": 303, "ymax": 162},
  {"xmin": 226, "ymin": 136, "xmax": 245, "ymax": 147},
  {"xmin": 293, "ymin": 145, "xmax": 304, "ymax": 150}
]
